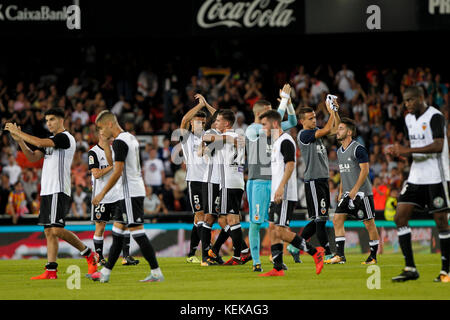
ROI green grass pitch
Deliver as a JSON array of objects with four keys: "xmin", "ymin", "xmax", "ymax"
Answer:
[{"xmin": 0, "ymin": 253, "xmax": 448, "ymax": 300}]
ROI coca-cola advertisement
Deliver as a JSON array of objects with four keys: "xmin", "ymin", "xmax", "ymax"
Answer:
[{"xmin": 193, "ymin": 0, "xmax": 305, "ymax": 35}]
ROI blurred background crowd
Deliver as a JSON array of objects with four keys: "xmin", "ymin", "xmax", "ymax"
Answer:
[{"xmin": 0, "ymin": 46, "xmax": 449, "ymax": 224}]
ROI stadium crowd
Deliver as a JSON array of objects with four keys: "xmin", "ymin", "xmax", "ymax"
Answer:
[{"xmin": 0, "ymin": 60, "xmax": 449, "ymax": 224}]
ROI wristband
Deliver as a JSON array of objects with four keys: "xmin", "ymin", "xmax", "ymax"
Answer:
[{"xmin": 280, "ymin": 91, "xmax": 290, "ymax": 99}]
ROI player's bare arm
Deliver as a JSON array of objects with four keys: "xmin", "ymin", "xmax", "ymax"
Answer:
[
  {"xmin": 6, "ymin": 124, "xmax": 44, "ymax": 163},
  {"xmin": 91, "ymin": 136, "xmax": 114, "ymax": 179},
  {"xmin": 314, "ymin": 99, "xmax": 336, "ymax": 139},
  {"xmin": 194, "ymin": 93, "xmax": 217, "ymax": 116},
  {"xmin": 92, "ymin": 161, "xmax": 124, "ymax": 206},
  {"xmin": 349, "ymin": 162, "xmax": 369, "ymax": 200},
  {"xmin": 180, "ymin": 99, "xmax": 206, "ymax": 130},
  {"xmin": 4, "ymin": 122, "xmax": 57, "ymax": 149},
  {"xmin": 100, "ymin": 137, "xmax": 114, "ymax": 166},
  {"xmin": 274, "ymin": 161, "xmax": 295, "ymax": 204},
  {"xmin": 392, "ymin": 138, "xmax": 444, "ymax": 157},
  {"xmin": 329, "ymin": 98, "xmax": 341, "ymax": 135}
]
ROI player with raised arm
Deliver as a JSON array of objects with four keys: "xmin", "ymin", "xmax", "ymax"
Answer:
[
  {"xmin": 4, "ymin": 108, "xmax": 99, "ymax": 279},
  {"xmin": 201, "ymin": 109, "xmax": 251, "ymax": 266},
  {"xmin": 179, "ymin": 93, "xmax": 217, "ymax": 263},
  {"xmin": 245, "ymin": 84, "xmax": 298, "ymax": 272},
  {"xmin": 89, "ymin": 134, "xmax": 139, "ymax": 266},
  {"xmin": 258, "ymin": 110, "xmax": 324, "ymax": 277},
  {"xmin": 325, "ymin": 118, "xmax": 380, "ymax": 265},
  {"xmin": 295, "ymin": 96, "xmax": 340, "ymax": 262},
  {"xmin": 387, "ymin": 86, "xmax": 450, "ymax": 283},
  {"xmin": 89, "ymin": 111, "xmax": 163, "ymax": 283}
]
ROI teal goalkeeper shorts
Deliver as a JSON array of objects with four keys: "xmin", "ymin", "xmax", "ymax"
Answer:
[{"xmin": 246, "ymin": 179, "xmax": 271, "ymax": 224}]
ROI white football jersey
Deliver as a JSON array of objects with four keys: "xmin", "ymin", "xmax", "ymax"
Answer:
[
  {"xmin": 40, "ymin": 131, "xmax": 75, "ymax": 197},
  {"xmin": 202, "ymin": 129, "xmax": 221, "ymax": 184},
  {"xmin": 181, "ymin": 130, "xmax": 206, "ymax": 182},
  {"xmin": 89, "ymin": 145, "xmax": 123, "ymax": 203},
  {"xmin": 405, "ymin": 106, "xmax": 449, "ymax": 185},
  {"xmin": 218, "ymin": 130, "xmax": 245, "ymax": 190},
  {"xmin": 113, "ymin": 132, "xmax": 146, "ymax": 198},
  {"xmin": 271, "ymin": 132, "xmax": 298, "ymax": 201}
]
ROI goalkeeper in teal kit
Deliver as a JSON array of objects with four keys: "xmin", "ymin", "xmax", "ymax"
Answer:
[{"xmin": 245, "ymin": 84, "xmax": 297, "ymax": 272}]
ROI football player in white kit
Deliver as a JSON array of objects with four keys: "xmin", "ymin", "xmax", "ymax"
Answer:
[
  {"xmin": 179, "ymin": 94, "xmax": 217, "ymax": 263},
  {"xmin": 89, "ymin": 111, "xmax": 163, "ymax": 283},
  {"xmin": 5, "ymin": 108, "xmax": 99, "ymax": 279},
  {"xmin": 258, "ymin": 110, "xmax": 324, "ymax": 276},
  {"xmin": 201, "ymin": 109, "xmax": 251, "ymax": 265},
  {"xmin": 387, "ymin": 86, "xmax": 450, "ymax": 283},
  {"xmin": 89, "ymin": 134, "xmax": 139, "ymax": 266}
]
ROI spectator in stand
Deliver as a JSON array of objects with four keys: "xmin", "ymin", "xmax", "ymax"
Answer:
[
  {"xmin": 3, "ymin": 155, "xmax": 22, "ymax": 186},
  {"xmin": 66, "ymin": 77, "xmax": 82, "ymax": 99},
  {"xmin": 384, "ymin": 188, "xmax": 398, "ymax": 221},
  {"xmin": 72, "ymin": 101, "xmax": 90, "ymax": 126},
  {"xmin": 174, "ymin": 162, "xmax": 187, "ymax": 194},
  {"xmin": 0, "ymin": 174, "xmax": 12, "ymax": 216},
  {"xmin": 372, "ymin": 177, "xmax": 388, "ymax": 211},
  {"xmin": 335, "ymin": 64, "xmax": 355, "ymax": 94},
  {"xmin": 143, "ymin": 186, "xmax": 162, "ymax": 215},
  {"xmin": 30, "ymin": 192, "xmax": 40, "ymax": 215},
  {"xmin": 21, "ymin": 168, "xmax": 37, "ymax": 204},
  {"xmin": 140, "ymin": 143, "xmax": 152, "ymax": 163},
  {"xmin": 137, "ymin": 65, "xmax": 158, "ymax": 106},
  {"xmin": 75, "ymin": 132, "xmax": 90, "ymax": 151},
  {"xmin": 233, "ymin": 111, "xmax": 248, "ymax": 133},
  {"xmin": 159, "ymin": 137, "xmax": 173, "ymax": 175},
  {"xmin": 143, "ymin": 146, "xmax": 165, "ymax": 194},
  {"xmin": 161, "ymin": 176, "xmax": 176, "ymax": 211},
  {"xmin": 6, "ymin": 181, "xmax": 29, "ymax": 224},
  {"xmin": 71, "ymin": 149, "xmax": 88, "ymax": 187},
  {"xmin": 70, "ymin": 184, "xmax": 88, "ymax": 219},
  {"xmin": 310, "ymin": 76, "xmax": 329, "ymax": 105}
]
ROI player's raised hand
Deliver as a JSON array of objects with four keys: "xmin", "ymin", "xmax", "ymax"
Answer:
[
  {"xmin": 8, "ymin": 124, "xmax": 23, "ymax": 142},
  {"xmin": 279, "ymin": 84, "xmax": 291, "ymax": 99},
  {"xmin": 4, "ymin": 122, "xmax": 21, "ymax": 136},
  {"xmin": 194, "ymin": 93, "xmax": 206, "ymax": 106}
]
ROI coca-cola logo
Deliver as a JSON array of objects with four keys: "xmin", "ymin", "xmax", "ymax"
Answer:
[{"xmin": 197, "ymin": 0, "xmax": 296, "ymax": 29}]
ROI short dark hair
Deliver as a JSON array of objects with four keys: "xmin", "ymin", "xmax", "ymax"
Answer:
[
  {"xmin": 44, "ymin": 108, "xmax": 65, "ymax": 119},
  {"xmin": 194, "ymin": 111, "xmax": 207, "ymax": 118},
  {"xmin": 218, "ymin": 109, "xmax": 235, "ymax": 127},
  {"xmin": 259, "ymin": 109, "xmax": 282, "ymax": 124},
  {"xmin": 298, "ymin": 107, "xmax": 315, "ymax": 119},
  {"xmin": 340, "ymin": 117, "xmax": 356, "ymax": 137},
  {"xmin": 404, "ymin": 86, "xmax": 425, "ymax": 98}
]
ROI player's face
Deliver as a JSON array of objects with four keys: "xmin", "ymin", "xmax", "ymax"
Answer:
[
  {"xmin": 261, "ymin": 118, "xmax": 272, "ymax": 136},
  {"xmin": 336, "ymin": 123, "xmax": 349, "ymax": 142},
  {"xmin": 45, "ymin": 115, "xmax": 63, "ymax": 134},
  {"xmin": 402, "ymin": 92, "xmax": 423, "ymax": 114},
  {"xmin": 191, "ymin": 117, "xmax": 206, "ymax": 134},
  {"xmin": 300, "ymin": 112, "xmax": 316, "ymax": 129},
  {"xmin": 215, "ymin": 115, "xmax": 228, "ymax": 132},
  {"xmin": 96, "ymin": 121, "xmax": 112, "ymax": 139}
]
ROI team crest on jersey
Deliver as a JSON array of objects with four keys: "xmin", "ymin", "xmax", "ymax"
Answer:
[
  {"xmin": 89, "ymin": 155, "xmax": 95, "ymax": 165},
  {"xmin": 422, "ymin": 122, "xmax": 427, "ymax": 131},
  {"xmin": 433, "ymin": 197, "xmax": 444, "ymax": 208}
]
